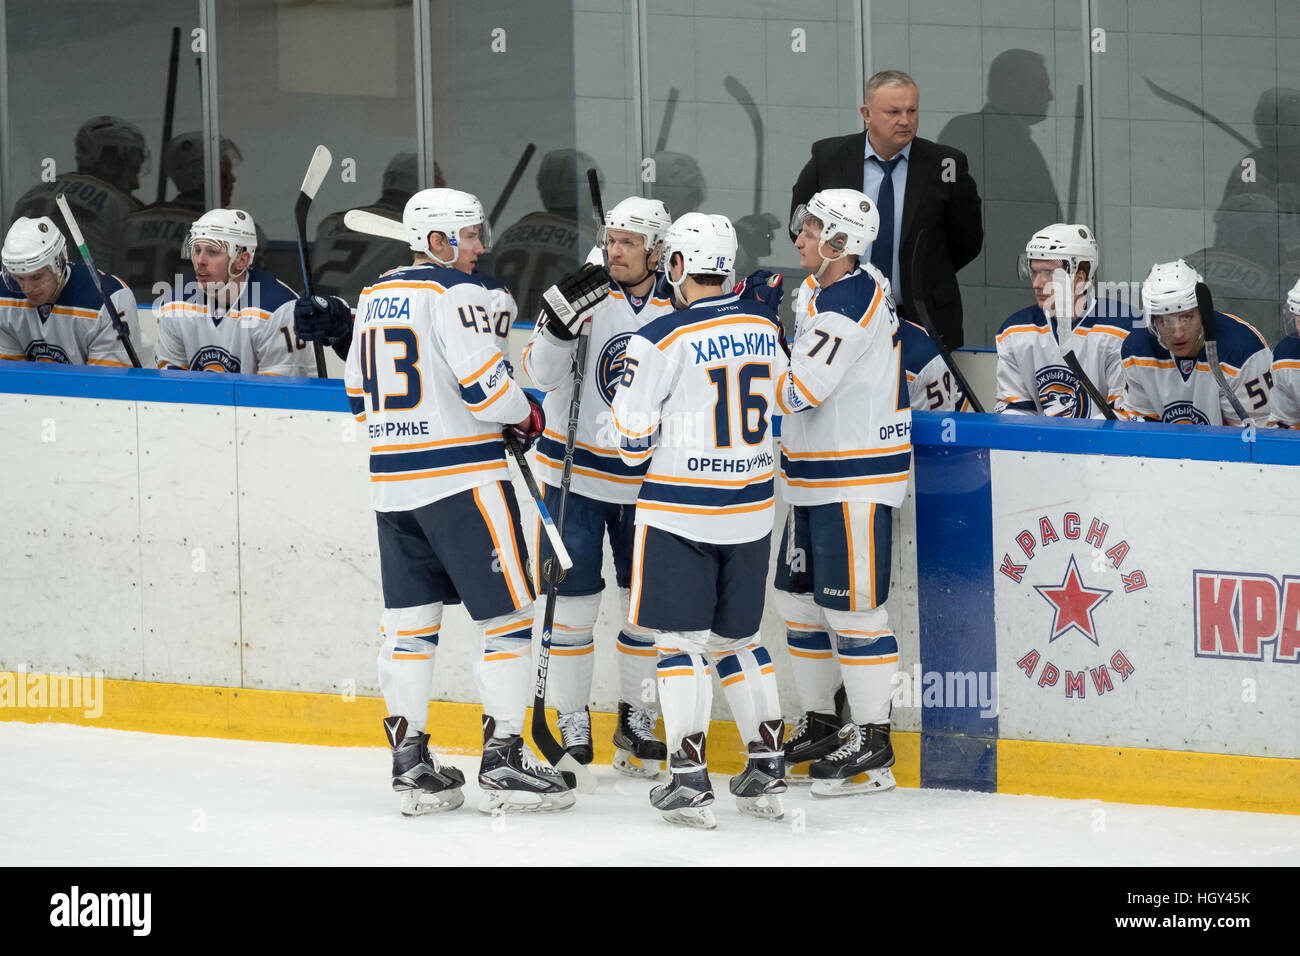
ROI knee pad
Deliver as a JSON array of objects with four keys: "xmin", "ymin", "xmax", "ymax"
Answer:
[
  {"xmin": 774, "ymin": 588, "xmax": 828, "ymax": 634},
  {"xmin": 824, "ymin": 605, "xmax": 890, "ymax": 645},
  {"xmin": 476, "ymin": 606, "xmax": 533, "ymax": 654},
  {"xmin": 552, "ymin": 592, "xmax": 602, "ymax": 647},
  {"xmin": 380, "ymin": 603, "xmax": 443, "ymax": 655}
]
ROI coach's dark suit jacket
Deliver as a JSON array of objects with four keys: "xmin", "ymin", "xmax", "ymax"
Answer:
[{"xmin": 790, "ymin": 132, "xmax": 983, "ymax": 348}]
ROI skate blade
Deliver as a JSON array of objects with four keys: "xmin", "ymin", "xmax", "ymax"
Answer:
[
  {"xmin": 658, "ymin": 806, "xmax": 717, "ymax": 830},
  {"xmin": 400, "ymin": 788, "xmax": 465, "ymax": 815},
  {"xmin": 736, "ymin": 793, "xmax": 785, "ymax": 821},
  {"xmin": 477, "ymin": 789, "xmax": 577, "ymax": 814},
  {"xmin": 613, "ymin": 749, "xmax": 665, "ymax": 779},
  {"xmin": 810, "ymin": 767, "xmax": 896, "ymax": 798}
]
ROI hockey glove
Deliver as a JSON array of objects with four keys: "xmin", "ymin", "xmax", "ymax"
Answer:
[
  {"xmin": 540, "ymin": 263, "xmax": 611, "ymax": 341},
  {"xmin": 506, "ymin": 393, "xmax": 546, "ymax": 452},
  {"xmin": 734, "ymin": 269, "xmax": 789, "ymax": 356},
  {"xmin": 294, "ymin": 295, "xmax": 353, "ymax": 345}
]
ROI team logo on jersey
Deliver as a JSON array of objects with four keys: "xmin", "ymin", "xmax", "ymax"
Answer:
[
  {"xmin": 26, "ymin": 342, "xmax": 71, "ymax": 364},
  {"xmin": 1193, "ymin": 569, "xmax": 1300, "ymax": 663},
  {"xmin": 37, "ymin": 304, "xmax": 53, "ymax": 321},
  {"xmin": 1160, "ymin": 401, "xmax": 1209, "ymax": 425},
  {"xmin": 998, "ymin": 511, "xmax": 1148, "ymax": 702},
  {"xmin": 1034, "ymin": 365, "xmax": 1090, "ymax": 418},
  {"xmin": 595, "ymin": 332, "xmax": 633, "ymax": 407},
  {"xmin": 191, "ymin": 346, "xmax": 241, "ymax": 373}
]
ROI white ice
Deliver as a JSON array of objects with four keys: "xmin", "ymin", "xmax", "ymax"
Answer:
[{"xmin": 1, "ymin": 722, "xmax": 1296, "ymax": 866}]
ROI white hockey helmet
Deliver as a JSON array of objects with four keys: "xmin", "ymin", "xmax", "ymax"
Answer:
[
  {"xmin": 1142, "ymin": 259, "xmax": 1203, "ymax": 348},
  {"xmin": 1285, "ymin": 275, "xmax": 1300, "ymax": 335},
  {"xmin": 601, "ymin": 196, "xmax": 672, "ymax": 253},
  {"xmin": 791, "ymin": 189, "xmax": 880, "ymax": 257},
  {"xmin": 75, "ymin": 115, "xmax": 151, "ymax": 175},
  {"xmin": 663, "ymin": 212, "xmax": 737, "ymax": 278},
  {"xmin": 1, "ymin": 216, "xmax": 69, "ymax": 284},
  {"xmin": 183, "ymin": 208, "xmax": 258, "ymax": 268},
  {"xmin": 163, "ymin": 132, "xmax": 243, "ymax": 194},
  {"xmin": 1018, "ymin": 223, "xmax": 1099, "ymax": 282},
  {"xmin": 403, "ymin": 187, "xmax": 491, "ymax": 265}
]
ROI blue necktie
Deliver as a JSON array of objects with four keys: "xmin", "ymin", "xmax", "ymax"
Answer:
[{"xmin": 869, "ymin": 155, "xmax": 900, "ymax": 281}]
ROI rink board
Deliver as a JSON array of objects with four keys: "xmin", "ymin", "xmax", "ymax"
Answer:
[{"xmin": 1, "ymin": 363, "xmax": 1298, "ymax": 813}]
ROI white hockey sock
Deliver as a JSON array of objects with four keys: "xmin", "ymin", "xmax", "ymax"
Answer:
[
  {"xmin": 774, "ymin": 589, "xmax": 838, "ymax": 714},
  {"xmin": 546, "ymin": 592, "xmax": 601, "ymax": 714},
  {"xmin": 377, "ymin": 604, "xmax": 442, "ymax": 733},
  {"xmin": 834, "ymin": 630, "xmax": 899, "ymax": 726},
  {"xmin": 617, "ymin": 587, "xmax": 658, "ymax": 709},
  {"xmin": 713, "ymin": 642, "xmax": 781, "ymax": 746},
  {"xmin": 472, "ymin": 605, "xmax": 535, "ymax": 737},
  {"xmin": 655, "ymin": 638, "xmax": 712, "ymax": 754}
]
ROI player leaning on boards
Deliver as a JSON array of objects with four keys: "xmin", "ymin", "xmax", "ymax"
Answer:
[
  {"xmin": 775, "ymin": 189, "xmax": 909, "ymax": 797},
  {"xmin": 154, "ymin": 209, "xmax": 314, "ymax": 375},
  {"xmin": 1268, "ymin": 278, "xmax": 1300, "ymax": 428},
  {"xmin": 611, "ymin": 213, "xmax": 789, "ymax": 828},
  {"xmin": 0, "ymin": 216, "xmax": 140, "ymax": 367},
  {"xmin": 344, "ymin": 187, "xmax": 571, "ymax": 816},
  {"xmin": 995, "ymin": 224, "xmax": 1137, "ymax": 418},
  {"xmin": 1121, "ymin": 260, "xmax": 1273, "ymax": 426},
  {"xmin": 521, "ymin": 196, "xmax": 675, "ymax": 777}
]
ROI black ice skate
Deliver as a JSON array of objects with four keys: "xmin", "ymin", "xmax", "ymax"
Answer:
[
  {"xmin": 783, "ymin": 710, "xmax": 842, "ymax": 783},
  {"xmin": 649, "ymin": 732, "xmax": 716, "ymax": 829},
  {"xmin": 382, "ymin": 715, "xmax": 465, "ymax": 815},
  {"xmin": 477, "ymin": 716, "xmax": 576, "ymax": 814},
  {"xmin": 809, "ymin": 722, "xmax": 896, "ymax": 797},
  {"xmin": 556, "ymin": 708, "xmax": 594, "ymax": 765},
  {"xmin": 729, "ymin": 719, "xmax": 787, "ymax": 820},
  {"xmin": 611, "ymin": 701, "xmax": 668, "ymax": 778}
]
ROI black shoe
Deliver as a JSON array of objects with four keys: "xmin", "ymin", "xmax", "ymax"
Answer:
[
  {"xmin": 809, "ymin": 722, "xmax": 897, "ymax": 797},
  {"xmin": 382, "ymin": 715, "xmax": 465, "ymax": 814},
  {"xmin": 783, "ymin": 710, "xmax": 842, "ymax": 782},
  {"xmin": 557, "ymin": 708, "xmax": 594, "ymax": 765},
  {"xmin": 730, "ymin": 719, "xmax": 787, "ymax": 819},
  {"xmin": 612, "ymin": 701, "xmax": 668, "ymax": 777},
  {"xmin": 477, "ymin": 716, "xmax": 576, "ymax": 813},
  {"xmin": 649, "ymin": 732, "xmax": 715, "ymax": 828}
]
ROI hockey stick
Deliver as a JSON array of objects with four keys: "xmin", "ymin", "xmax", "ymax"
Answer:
[
  {"xmin": 1067, "ymin": 84, "xmax": 1083, "ymax": 224},
  {"xmin": 502, "ymin": 429, "xmax": 573, "ymax": 573},
  {"xmin": 724, "ymin": 76, "xmax": 763, "ymax": 217},
  {"xmin": 293, "ymin": 145, "xmax": 333, "ymax": 378},
  {"xmin": 1143, "ymin": 78, "xmax": 1257, "ymax": 153},
  {"xmin": 656, "ymin": 88, "xmax": 680, "ymax": 153},
  {"xmin": 1195, "ymin": 281, "xmax": 1251, "ymax": 424},
  {"xmin": 343, "ymin": 208, "xmax": 406, "ymax": 243},
  {"xmin": 155, "ymin": 27, "xmax": 181, "ymax": 204},
  {"xmin": 909, "ymin": 229, "xmax": 984, "ymax": 412},
  {"xmin": 1051, "ymin": 268, "xmax": 1116, "ymax": 420},
  {"xmin": 488, "ymin": 143, "xmax": 536, "ymax": 228},
  {"xmin": 54, "ymin": 195, "xmax": 141, "ymax": 368},
  {"xmin": 524, "ymin": 172, "xmax": 607, "ymax": 793}
]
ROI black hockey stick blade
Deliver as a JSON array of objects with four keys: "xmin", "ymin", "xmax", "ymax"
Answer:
[
  {"xmin": 909, "ymin": 229, "xmax": 984, "ymax": 412},
  {"xmin": 587, "ymin": 168, "xmax": 608, "ymax": 269},
  {"xmin": 294, "ymin": 145, "xmax": 332, "ymax": 377},
  {"xmin": 656, "ymin": 88, "xmax": 680, "ymax": 153},
  {"xmin": 1195, "ymin": 281, "xmax": 1250, "ymax": 423},
  {"xmin": 1063, "ymin": 350, "xmax": 1117, "ymax": 420},
  {"xmin": 724, "ymin": 75, "xmax": 764, "ymax": 217},
  {"xmin": 488, "ymin": 142, "xmax": 535, "ymax": 228}
]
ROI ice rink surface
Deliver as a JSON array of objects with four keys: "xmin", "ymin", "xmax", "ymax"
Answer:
[{"xmin": 1, "ymin": 722, "xmax": 1296, "ymax": 867}]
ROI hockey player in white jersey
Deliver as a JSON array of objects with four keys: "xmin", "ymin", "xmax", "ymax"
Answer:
[
  {"xmin": 775, "ymin": 189, "xmax": 909, "ymax": 796},
  {"xmin": 995, "ymin": 224, "xmax": 1136, "ymax": 417},
  {"xmin": 345, "ymin": 187, "xmax": 573, "ymax": 815},
  {"xmin": 612, "ymin": 212, "xmax": 789, "ymax": 828},
  {"xmin": 902, "ymin": 320, "xmax": 970, "ymax": 411},
  {"xmin": 1121, "ymin": 260, "xmax": 1273, "ymax": 426},
  {"xmin": 154, "ymin": 209, "xmax": 314, "ymax": 376},
  {"xmin": 0, "ymin": 216, "xmax": 138, "ymax": 367},
  {"xmin": 13, "ymin": 116, "xmax": 148, "ymax": 268},
  {"xmin": 1270, "ymin": 278, "xmax": 1300, "ymax": 427},
  {"xmin": 521, "ymin": 196, "xmax": 675, "ymax": 777}
]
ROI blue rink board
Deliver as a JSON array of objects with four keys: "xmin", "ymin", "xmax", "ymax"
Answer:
[{"xmin": 3, "ymin": 363, "xmax": 1299, "ymax": 791}]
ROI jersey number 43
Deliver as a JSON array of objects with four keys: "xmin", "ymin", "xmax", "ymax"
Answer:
[{"xmin": 359, "ymin": 326, "xmax": 422, "ymax": 412}]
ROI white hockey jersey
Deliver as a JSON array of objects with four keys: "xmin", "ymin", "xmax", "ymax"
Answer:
[
  {"xmin": 1120, "ymin": 313, "xmax": 1273, "ymax": 426},
  {"xmin": 13, "ymin": 174, "xmax": 142, "ymax": 270},
  {"xmin": 777, "ymin": 268, "xmax": 911, "ymax": 508},
  {"xmin": 473, "ymin": 271, "xmax": 519, "ymax": 368},
  {"xmin": 345, "ymin": 263, "xmax": 530, "ymax": 512},
  {"xmin": 994, "ymin": 296, "xmax": 1137, "ymax": 418},
  {"xmin": 1268, "ymin": 334, "xmax": 1300, "ymax": 428},
  {"xmin": 901, "ymin": 319, "xmax": 970, "ymax": 412},
  {"xmin": 0, "ymin": 264, "xmax": 138, "ymax": 366},
  {"xmin": 523, "ymin": 275, "xmax": 675, "ymax": 503},
  {"xmin": 612, "ymin": 290, "xmax": 786, "ymax": 544},
  {"xmin": 154, "ymin": 267, "xmax": 314, "ymax": 376}
]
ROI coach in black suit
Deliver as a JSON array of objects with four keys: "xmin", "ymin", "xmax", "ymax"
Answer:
[{"xmin": 791, "ymin": 70, "xmax": 983, "ymax": 347}]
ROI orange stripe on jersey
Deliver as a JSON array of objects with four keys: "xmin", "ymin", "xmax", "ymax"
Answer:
[
  {"xmin": 644, "ymin": 470, "xmax": 775, "ymax": 487},
  {"xmin": 611, "ymin": 407, "xmax": 656, "ymax": 438},
  {"xmin": 788, "ymin": 648, "xmax": 835, "ymax": 660},
  {"xmin": 366, "ymin": 279, "xmax": 446, "ymax": 294},
  {"xmin": 657, "ymin": 668, "xmax": 698, "ymax": 679},
  {"xmin": 783, "ymin": 443, "xmax": 910, "ymax": 459},
  {"xmin": 536, "ymin": 454, "xmax": 646, "ymax": 484},
  {"xmin": 461, "ymin": 351, "xmax": 505, "ymax": 385},
  {"xmin": 371, "ymin": 461, "xmax": 504, "ymax": 482},
  {"xmin": 0, "ymin": 352, "xmax": 25, "ymax": 360},
  {"xmin": 465, "ymin": 386, "xmax": 510, "ymax": 412},
  {"xmin": 540, "ymin": 429, "xmax": 622, "ymax": 457},
  {"xmin": 654, "ymin": 315, "xmax": 771, "ymax": 352},
  {"xmin": 996, "ymin": 324, "xmax": 1050, "ymax": 344},
  {"xmin": 857, "ymin": 283, "xmax": 883, "ymax": 328},
  {"xmin": 790, "ymin": 373, "xmax": 820, "ymax": 406},
  {"xmin": 635, "ymin": 500, "xmax": 772, "ymax": 517},
  {"xmin": 1276, "ymin": 360, "xmax": 1300, "ymax": 370},
  {"xmin": 373, "ymin": 433, "xmax": 499, "ymax": 453},
  {"xmin": 50, "ymin": 305, "xmax": 101, "ymax": 320},
  {"xmin": 1084, "ymin": 325, "xmax": 1127, "ymax": 340},
  {"xmin": 781, "ymin": 474, "xmax": 908, "ymax": 489},
  {"xmin": 86, "ymin": 358, "xmax": 129, "ymax": 367},
  {"xmin": 842, "ymin": 654, "xmax": 900, "ymax": 666}
]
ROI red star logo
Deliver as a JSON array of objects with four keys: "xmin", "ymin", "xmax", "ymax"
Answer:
[{"xmin": 1033, "ymin": 555, "xmax": 1112, "ymax": 645}]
